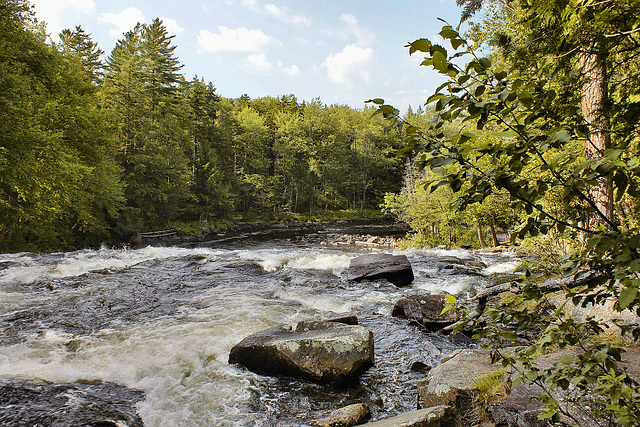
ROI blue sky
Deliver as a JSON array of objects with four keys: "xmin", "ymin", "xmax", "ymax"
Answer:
[{"xmin": 31, "ymin": 0, "xmax": 468, "ymax": 112}]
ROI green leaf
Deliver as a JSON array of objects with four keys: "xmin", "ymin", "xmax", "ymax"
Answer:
[
  {"xmin": 457, "ymin": 75, "xmax": 470, "ymax": 85},
  {"xmin": 604, "ymin": 149, "xmax": 624, "ymax": 161},
  {"xmin": 451, "ymin": 38, "xmax": 464, "ymax": 50},
  {"xmin": 549, "ymin": 129, "xmax": 571, "ymax": 144},
  {"xmin": 518, "ymin": 90, "xmax": 533, "ymax": 107},
  {"xmin": 495, "ymin": 70, "xmax": 508, "ymax": 80},
  {"xmin": 409, "ymin": 39, "xmax": 432, "ymax": 55},
  {"xmin": 427, "ymin": 93, "xmax": 445, "ymax": 104},
  {"xmin": 538, "ymin": 410, "xmax": 558, "ymax": 421},
  {"xmin": 502, "ymin": 331, "xmax": 517, "ymax": 341},
  {"xmin": 619, "ymin": 286, "xmax": 638, "ymax": 310},
  {"xmin": 445, "ymin": 295, "xmax": 457, "ymax": 304},
  {"xmin": 431, "ymin": 156, "xmax": 456, "ymax": 167},
  {"xmin": 432, "ymin": 50, "xmax": 448, "ymax": 73},
  {"xmin": 559, "ymin": 356, "xmax": 574, "ymax": 365},
  {"xmin": 478, "ymin": 57, "xmax": 491, "ymax": 69},
  {"xmin": 495, "ymin": 129, "xmax": 519, "ymax": 138},
  {"xmin": 367, "ymin": 98, "xmax": 385, "ymax": 105},
  {"xmin": 439, "ymin": 26, "xmax": 458, "ymax": 40}
]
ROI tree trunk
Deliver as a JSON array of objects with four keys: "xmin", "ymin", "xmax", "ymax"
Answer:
[
  {"xmin": 489, "ymin": 224, "xmax": 499, "ymax": 247},
  {"xmin": 580, "ymin": 47, "xmax": 613, "ymax": 230},
  {"xmin": 477, "ymin": 223, "xmax": 487, "ymax": 248}
]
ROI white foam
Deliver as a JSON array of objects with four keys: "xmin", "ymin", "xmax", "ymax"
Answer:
[
  {"xmin": 400, "ymin": 247, "xmax": 475, "ymax": 259},
  {"xmin": 274, "ymin": 289, "xmax": 355, "ymax": 313},
  {"xmin": 414, "ymin": 276, "xmax": 476, "ymax": 295},
  {"xmin": 243, "ymin": 249, "xmax": 351, "ymax": 275},
  {"xmin": 484, "ymin": 260, "xmax": 521, "ymax": 275},
  {"xmin": 0, "ymin": 246, "xmax": 221, "ymax": 286},
  {"xmin": 286, "ymin": 253, "xmax": 352, "ymax": 274}
]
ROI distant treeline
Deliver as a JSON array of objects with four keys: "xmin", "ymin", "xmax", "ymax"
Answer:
[{"xmin": 0, "ymin": 1, "xmax": 404, "ymax": 252}]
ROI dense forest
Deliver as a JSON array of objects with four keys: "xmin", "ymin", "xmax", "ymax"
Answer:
[{"xmin": 0, "ymin": 0, "xmax": 406, "ymax": 253}]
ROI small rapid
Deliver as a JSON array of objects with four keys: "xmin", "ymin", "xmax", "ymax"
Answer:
[{"xmin": 0, "ymin": 223, "xmax": 519, "ymax": 426}]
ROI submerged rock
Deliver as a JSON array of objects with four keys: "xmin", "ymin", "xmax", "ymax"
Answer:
[
  {"xmin": 392, "ymin": 294, "xmax": 459, "ymax": 330},
  {"xmin": 347, "ymin": 254, "xmax": 414, "ymax": 287},
  {"xmin": 229, "ymin": 320, "xmax": 374, "ymax": 386},
  {"xmin": 0, "ymin": 378, "xmax": 145, "ymax": 427},
  {"xmin": 311, "ymin": 403, "xmax": 371, "ymax": 427}
]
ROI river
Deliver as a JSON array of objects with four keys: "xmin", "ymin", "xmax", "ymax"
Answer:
[{"xmin": 0, "ymin": 222, "xmax": 519, "ymax": 426}]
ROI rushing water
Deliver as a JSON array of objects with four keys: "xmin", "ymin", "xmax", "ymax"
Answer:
[{"xmin": 0, "ymin": 222, "xmax": 520, "ymax": 426}]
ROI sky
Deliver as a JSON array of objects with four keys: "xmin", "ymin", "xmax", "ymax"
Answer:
[{"xmin": 30, "ymin": 0, "xmax": 468, "ymax": 112}]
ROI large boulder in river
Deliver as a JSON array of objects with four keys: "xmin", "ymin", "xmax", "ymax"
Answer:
[
  {"xmin": 347, "ymin": 254, "xmax": 414, "ymax": 286},
  {"xmin": 229, "ymin": 320, "xmax": 374, "ymax": 386},
  {"xmin": 392, "ymin": 294, "xmax": 459, "ymax": 330}
]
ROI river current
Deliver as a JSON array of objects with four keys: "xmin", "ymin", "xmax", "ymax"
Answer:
[{"xmin": 0, "ymin": 222, "xmax": 519, "ymax": 426}]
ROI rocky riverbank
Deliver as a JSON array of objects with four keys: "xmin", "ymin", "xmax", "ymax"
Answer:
[{"xmin": 128, "ymin": 220, "xmax": 406, "ymax": 249}]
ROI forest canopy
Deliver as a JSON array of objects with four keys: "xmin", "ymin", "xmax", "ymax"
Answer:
[{"xmin": 0, "ymin": 0, "xmax": 404, "ymax": 252}]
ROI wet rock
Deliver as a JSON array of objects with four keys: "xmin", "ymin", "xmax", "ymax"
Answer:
[
  {"xmin": 347, "ymin": 254, "xmax": 414, "ymax": 287},
  {"xmin": 229, "ymin": 320, "xmax": 374, "ymax": 386},
  {"xmin": 311, "ymin": 403, "xmax": 371, "ymax": 427},
  {"xmin": 410, "ymin": 361, "xmax": 432, "ymax": 373},
  {"xmin": 392, "ymin": 295, "xmax": 459, "ymax": 330},
  {"xmin": 362, "ymin": 406, "xmax": 459, "ymax": 426},
  {"xmin": 0, "ymin": 378, "xmax": 144, "ymax": 427},
  {"xmin": 327, "ymin": 315, "xmax": 359, "ymax": 325},
  {"xmin": 438, "ymin": 263, "xmax": 483, "ymax": 276}
]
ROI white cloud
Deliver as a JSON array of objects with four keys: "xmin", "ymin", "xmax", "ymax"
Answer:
[
  {"xmin": 198, "ymin": 26, "xmax": 272, "ymax": 53},
  {"xmin": 240, "ymin": 0, "xmax": 260, "ymax": 10},
  {"xmin": 339, "ymin": 13, "xmax": 375, "ymax": 47},
  {"xmin": 264, "ymin": 4, "xmax": 311, "ymax": 26},
  {"xmin": 228, "ymin": 0, "xmax": 311, "ymax": 25},
  {"xmin": 100, "ymin": 7, "xmax": 145, "ymax": 38},
  {"xmin": 160, "ymin": 17, "xmax": 185, "ymax": 36},
  {"xmin": 278, "ymin": 61, "xmax": 300, "ymax": 76},
  {"xmin": 246, "ymin": 53, "xmax": 273, "ymax": 71},
  {"xmin": 224, "ymin": 0, "xmax": 260, "ymax": 11},
  {"xmin": 323, "ymin": 44, "xmax": 374, "ymax": 86},
  {"xmin": 31, "ymin": 0, "xmax": 95, "ymax": 39}
]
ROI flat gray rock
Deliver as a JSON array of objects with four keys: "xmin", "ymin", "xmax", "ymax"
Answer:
[
  {"xmin": 362, "ymin": 406, "xmax": 459, "ymax": 426},
  {"xmin": 311, "ymin": 403, "xmax": 371, "ymax": 427}
]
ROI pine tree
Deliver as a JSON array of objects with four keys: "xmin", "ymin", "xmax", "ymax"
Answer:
[
  {"xmin": 103, "ymin": 19, "xmax": 192, "ymax": 231},
  {"xmin": 58, "ymin": 25, "xmax": 104, "ymax": 83}
]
